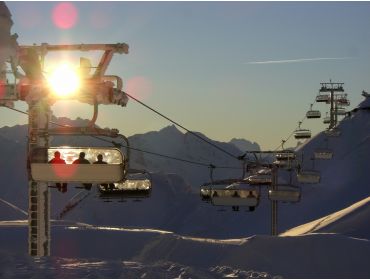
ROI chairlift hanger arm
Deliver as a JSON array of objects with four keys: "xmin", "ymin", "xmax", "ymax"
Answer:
[
  {"xmin": 42, "ymin": 126, "xmax": 120, "ymax": 137},
  {"xmin": 18, "ymin": 43, "xmax": 129, "ymax": 54}
]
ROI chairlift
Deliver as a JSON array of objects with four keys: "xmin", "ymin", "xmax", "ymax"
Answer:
[
  {"xmin": 314, "ymin": 149, "xmax": 333, "ymax": 160},
  {"xmin": 268, "ymin": 184, "xmax": 301, "ymax": 203},
  {"xmin": 275, "ymin": 151, "xmax": 296, "ymax": 161},
  {"xmin": 294, "ymin": 122, "xmax": 311, "ymax": 139},
  {"xmin": 314, "ymin": 137, "xmax": 333, "ymax": 160},
  {"xmin": 200, "ymin": 179, "xmax": 243, "ymax": 202},
  {"xmin": 306, "ymin": 104, "xmax": 321, "ymax": 119},
  {"xmin": 337, "ymin": 98, "xmax": 350, "ymax": 107},
  {"xmin": 211, "ymin": 182, "xmax": 260, "ymax": 210},
  {"xmin": 323, "ymin": 112, "xmax": 331, "ymax": 124},
  {"xmin": 316, "ymin": 94, "xmax": 330, "ymax": 103},
  {"xmin": 31, "ymin": 147, "xmax": 126, "ymax": 183},
  {"xmin": 297, "ymin": 170, "xmax": 321, "ymax": 184},
  {"xmin": 336, "ymin": 107, "xmax": 346, "ymax": 116},
  {"xmin": 98, "ymin": 169, "xmax": 152, "ymax": 200},
  {"xmin": 246, "ymin": 168, "xmax": 272, "ymax": 185}
]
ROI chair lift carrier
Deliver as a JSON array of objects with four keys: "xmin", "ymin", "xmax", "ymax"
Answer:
[{"xmin": 31, "ymin": 147, "xmax": 126, "ymax": 183}]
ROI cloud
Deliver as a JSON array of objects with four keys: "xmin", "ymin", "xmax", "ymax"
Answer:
[{"xmin": 246, "ymin": 57, "xmax": 353, "ymax": 65}]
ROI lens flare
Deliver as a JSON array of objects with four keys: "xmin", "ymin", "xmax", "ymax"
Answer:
[
  {"xmin": 52, "ymin": 2, "xmax": 78, "ymax": 29},
  {"xmin": 47, "ymin": 64, "xmax": 80, "ymax": 98},
  {"xmin": 126, "ymin": 76, "xmax": 152, "ymax": 101}
]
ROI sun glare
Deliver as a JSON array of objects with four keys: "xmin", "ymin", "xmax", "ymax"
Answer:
[{"xmin": 47, "ymin": 64, "xmax": 80, "ymax": 98}]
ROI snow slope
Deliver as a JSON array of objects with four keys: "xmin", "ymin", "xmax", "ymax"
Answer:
[
  {"xmin": 282, "ymin": 196, "xmax": 370, "ymax": 239},
  {"xmin": 0, "ymin": 218, "xmax": 369, "ymax": 278}
]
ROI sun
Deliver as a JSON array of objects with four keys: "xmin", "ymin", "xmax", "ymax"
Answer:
[{"xmin": 47, "ymin": 63, "xmax": 80, "ymax": 98}]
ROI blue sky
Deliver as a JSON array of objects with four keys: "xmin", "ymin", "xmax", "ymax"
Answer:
[{"xmin": 3, "ymin": 1, "xmax": 370, "ymax": 150}]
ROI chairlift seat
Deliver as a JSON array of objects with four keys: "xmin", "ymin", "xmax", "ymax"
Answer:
[
  {"xmin": 336, "ymin": 108, "xmax": 346, "ymax": 116},
  {"xmin": 273, "ymin": 159, "xmax": 296, "ymax": 170},
  {"xmin": 323, "ymin": 117, "xmax": 331, "ymax": 124},
  {"xmin": 294, "ymin": 129, "xmax": 311, "ymax": 139},
  {"xmin": 316, "ymin": 94, "xmax": 329, "ymax": 102},
  {"xmin": 297, "ymin": 170, "xmax": 321, "ymax": 184},
  {"xmin": 314, "ymin": 149, "xmax": 333, "ymax": 160},
  {"xmin": 199, "ymin": 180, "xmax": 241, "ymax": 201},
  {"xmin": 31, "ymin": 147, "xmax": 125, "ymax": 183},
  {"xmin": 32, "ymin": 163, "xmax": 125, "ymax": 183},
  {"xmin": 306, "ymin": 110, "xmax": 321, "ymax": 119},
  {"xmin": 276, "ymin": 151, "xmax": 296, "ymax": 161},
  {"xmin": 99, "ymin": 179, "xmax": 151, "ymax": 197},
  {"xmin": 268, "ymin": 185, "xmax": 301, "ymax": 203},
  {"xmin": 211, "ymin": 189, "xmax": 259, "ymax": 207},
  {"xmin": 337, "ymin": 99, "xmax": 350, "ymax": 106},
  {"xmin": 246, "ymin": 174, "xmax": 272, "ymax": 185}
]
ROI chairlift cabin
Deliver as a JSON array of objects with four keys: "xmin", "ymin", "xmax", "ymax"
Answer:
[
  {"xmin": 316, "ymin": 94, "xmax": 330, "ymax": 103},
  {"xmin": 273, "ymin": 159, "xmax": 297, "ymax": 170},
  {"xmin": 268, "ymin": 184, "xmax": 301, "ymax": 203},
  {"xmin": 306, "ymin": 110, "xmax": 321, "ymax": 119},
  {"xmin": 276, "ymin": 151, "xmax": 296, "ymax": 161},
  {"xmin": 200, "ymin": 179, "xmax": 242, "ymax": 202},
  {"xmin": 274, "ymin": 151, "xmax": 296, "ymax": 170},
  {"xmin": 306, "ymin": 104, "xmax": 321, "ymax": 119},
  {"xmin": 337, "ymin": 97, "xmax": 350, "ymax": 107},
  {"xmin": 314, "ymin": 149, "xmax": 333, "ymax": 160},
  {"xmin": 336, "ymin": 107, "xmax": 346, "ymax": 116},
  {"xmin": 98, "ymin": 169, "xmax": 152, "ymax": 199},
  {"xmin": 246, "ymin": 168, "xmax": 272, "ymax": 185},
  {"xmin": 297, "ymin": 170, "xmax": 321, "ymax": 184},
  {"xmin": 211, "ymin": 182, "xmax": 260, "ymax": 210},
  {"xmin": 294, "ymin": 122, "xmax": 311, "ymax": 140},
  {"xmin": 323, "ymin": 116, "xmax": 330, "ymax": 124},
  {"xmin": 31, "ymin": 147, "xmax": 126, "ymax": 183}
]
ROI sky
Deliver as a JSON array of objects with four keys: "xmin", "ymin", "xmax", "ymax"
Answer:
[{"xmin": 2, "ymin": 1, "xmax": 370, "ymax": 150}]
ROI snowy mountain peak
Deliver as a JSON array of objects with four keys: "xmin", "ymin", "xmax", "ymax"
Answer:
[
  {"xmin": 229, "ymin": 138, "xmax": 260, "ymax": 152},
  {"xmin": 158, "ymin": 125, "xmax": 183, "ymax": 137}
]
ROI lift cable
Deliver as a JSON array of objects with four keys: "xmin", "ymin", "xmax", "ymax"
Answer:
[
  {"xmin": 2, "ymin": 106, "xmax": 242, "ymax": 170},
  {"xmin": 125, "ymin": 92, "xmax": 240, "ymax": 161},
  {"xmin": 90, "ymin": 134, "xmax": 241, "ymax": 169}
]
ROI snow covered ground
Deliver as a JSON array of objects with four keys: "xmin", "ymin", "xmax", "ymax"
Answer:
[{"xmin": 1, "ymin": 201, "xmax": 370, "ymax": 279}]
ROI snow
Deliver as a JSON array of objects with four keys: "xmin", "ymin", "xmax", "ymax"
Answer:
[
  {"xmin": 282, "ymin": 196, "xmax": 370, "ymax": 239},
  {"xmin": 0, "ymin": 219, "xmax": 369, "ymax": 278}
]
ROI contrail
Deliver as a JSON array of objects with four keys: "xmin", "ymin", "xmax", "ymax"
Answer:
[
  {"xmin": 0, "ymin": 197, "xmax": 28, "ymax": 216},
  {"xmin": 246, "ymin": 57, "xmax": 352, "ymax": 64}
]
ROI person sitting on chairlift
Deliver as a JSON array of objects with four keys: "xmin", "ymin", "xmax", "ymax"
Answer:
[
  {"xmin": 48, "ymin": 151, "xmax": 68, "ymax": 193},
  {"xmin": 73, "ymin": 152, "xmax": 92, "ymax": 190},
  {"xmin": 93, "ymin": 154, "xmax": 115, "ymax": 191},
  {"xmin": 232, "ymin": 191, "xmax": 240, "ymax": 211}
]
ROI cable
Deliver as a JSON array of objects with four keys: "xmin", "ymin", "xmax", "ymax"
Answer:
[
  {"xmin": 125, "ymin": 92, "xmax": 240, "ymax": 161},
  {"xmin": 3, "ymin": 106, "xmax": 243, "ymax": 170}
]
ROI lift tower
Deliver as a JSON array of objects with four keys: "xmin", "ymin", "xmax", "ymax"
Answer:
[
  {"xmin": 318, "ymin": 81, "xmax": 346, "ymax": 129},
  {"xmin": 0, "ymin": 1, "xmax": 130, "ymax": 257}
]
